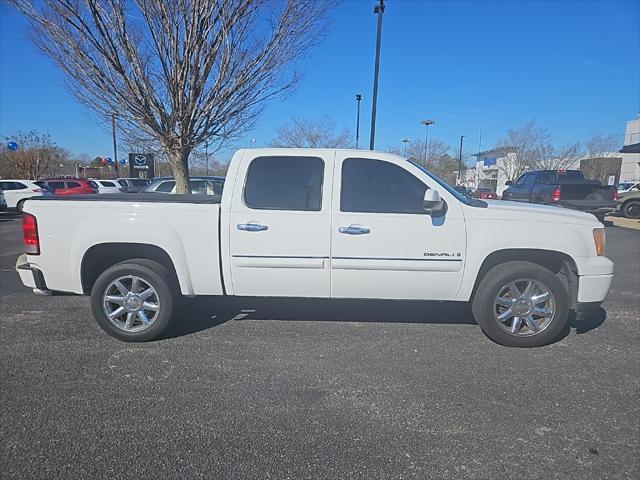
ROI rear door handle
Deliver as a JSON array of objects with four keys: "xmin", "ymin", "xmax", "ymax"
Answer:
[
  {"xmin": 338, "ymin": 225, "xmax": 370, "ymax": 235},
  {"xmin": 237, "ymin": 222, "xmax": 268, "ymax": 232}
]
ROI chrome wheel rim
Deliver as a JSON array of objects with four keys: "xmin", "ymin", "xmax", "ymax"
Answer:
[
  {"xmin": 102, "ymin": 275, "xmax": 160, "ymax": 332},
  {"xmin": 493, "ymin": 279, "xmax": 555, "ymax": 337}
]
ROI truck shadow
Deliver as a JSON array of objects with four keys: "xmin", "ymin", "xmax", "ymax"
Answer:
[
  {"xmin": 164, "ymin": 297, "xmax": 476, "ymax": 339},
  {"xmin": 163, "ymin": 298, "xmax": 608, "ymax": 341}
]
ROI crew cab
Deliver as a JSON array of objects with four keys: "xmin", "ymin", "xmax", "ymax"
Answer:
[
  {"xmin": 501, "ymin": 170, "xmax": 618, "ymax": 218},
  {"xmin": 16, "ymin": 149, "xmax": 614, "ymax": 347}
]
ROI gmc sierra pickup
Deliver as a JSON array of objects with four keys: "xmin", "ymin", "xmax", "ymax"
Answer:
[{"xmin": 16, "ymin": 149, "xmax": 614, "ymax": 347}]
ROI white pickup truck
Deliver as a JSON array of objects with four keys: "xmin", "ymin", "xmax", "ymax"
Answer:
[{"xmin": 16, "ymin": 149, "xmax": 614, "ymax": 347}]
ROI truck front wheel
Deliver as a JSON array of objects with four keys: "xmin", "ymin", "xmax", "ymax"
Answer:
[
  {"xmin": 90, "ymin": 259, "xmax": 177, "ymax": 342},
  {"xmin": 472, "ymin": 261, "xmax": 569, "ymax": 347}
]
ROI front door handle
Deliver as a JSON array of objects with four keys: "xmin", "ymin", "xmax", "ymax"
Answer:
[
  {"xmin": 237, "ymin": 222, "xmax": 268, "ymax": 232},
  {"xmin": 338, "ymin": 225, "xmax": 370, "ymax": 235}
]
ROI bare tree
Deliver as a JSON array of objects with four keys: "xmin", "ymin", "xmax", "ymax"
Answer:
[
  {"xmin": 11, "ymin": 0, "xmax": 330, "ymax": 192},
  {"xmin": 0, "ymin": 131, "xmax": 69, "ymax": 178},
  {"xmin": 583, "ymin": 133, "xmax": 621, "ymax": 158},
  {"xmin": 269, "ymin": 117, "xmax": 352, "ymax": 148},
  {"xmin": 496, "ymin": 120, "xmax": 550, "ymax": 181},
  {"xmin": 578, "ymin": 133, "xmax": 620, "ymax": 182},
  {"xmin": 533, "ymin": 142, "xmax": 582, "ymax": 170},
  {"xmin": 389, "ymin": 138, "xmax": 450, "ymax": 169}
]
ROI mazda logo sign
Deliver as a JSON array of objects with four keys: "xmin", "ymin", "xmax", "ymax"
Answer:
[{"xmin": 134, "ymin": 155, "xmax": 147, "ymax": 165}]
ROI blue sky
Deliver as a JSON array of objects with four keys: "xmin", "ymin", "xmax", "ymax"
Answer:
[{"xmin": 1, "ymin": 0, "xmax": 638, "ymax": 164}]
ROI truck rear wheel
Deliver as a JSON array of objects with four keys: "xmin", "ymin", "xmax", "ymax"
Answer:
[
  {"xmin": 622, "ymin": 199, "xmax": 640, "ymax": 219},
  {"xmin": 90, "ymin": 259, "xmax": 177, "ymax": 342},
  {"xmin": 472, "ymin": 261, "xmax": 569, "ymax": 347}
]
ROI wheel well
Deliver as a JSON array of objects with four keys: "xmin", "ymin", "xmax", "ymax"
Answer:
[
  {"xmin": 471, "ymin": 249, "xmax": 579, "ymax": 308},
  {"xmin": 81, "ymin": 243, "xmax": 178, "ymax": 294}
]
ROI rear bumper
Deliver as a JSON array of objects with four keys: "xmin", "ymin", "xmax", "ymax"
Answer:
[
  {"xmin": 559, "ymin": 200, "xmax": 617, "ymax": 214},
  {"xmin": 15, "ymin": 253, "xmax": 49, "ymax": 292}
]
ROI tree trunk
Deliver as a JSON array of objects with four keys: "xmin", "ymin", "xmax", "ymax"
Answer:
[{"xmin": 167, "ymin": 148, "xmax": 191, "ymax": 194}]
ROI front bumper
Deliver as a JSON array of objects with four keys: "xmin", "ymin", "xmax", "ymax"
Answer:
[{"xmin": 576, "ymin": 256, "xmax": 614, "ymax": 304}]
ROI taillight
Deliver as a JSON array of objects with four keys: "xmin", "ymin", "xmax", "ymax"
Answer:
[
  {"xmin": 551, "ymin": 186, "xmax": 561, "ymax": 202},
  {"xmin": 612, "ymin": 189, "xmax": 619, "ymax": 201},
  {"xmin": 83, "ymin": 185, "xmax": 94, "ymax": 193},
  {"xmin": 32, "ymin": 188, "xmax": 48, "ymax": 193},
  {"xmin": 22, "ymin": 213, "xmax": 40, "ymax": 255}
]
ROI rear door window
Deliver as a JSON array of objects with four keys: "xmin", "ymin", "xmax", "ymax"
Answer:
[
  {"xmin": 100, "ymin": 181, "xmax": 116, "ymax": 187},
  {"xmin": 244, "ymin": 156, "xmax": 324, "ymax": 211},
  {"xmin": 48, "ymin": 181, "xmax": 65, "ymax": 190},
  {"xmin": 66, "ymin": 181, "xmax": 81, "ymax": 189},
  {"xmin": 13, "ymin": 182, "xmax": 27, "ymax": 190}
]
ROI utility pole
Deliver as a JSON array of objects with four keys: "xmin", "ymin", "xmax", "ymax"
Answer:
[
  {"xmin": 111, "ymin": 113, "xmax": 119, "ymax": 177},
  {"xmin": 369, "ymin": 0, "xmax": 385, "ymax": 150},
  {"xmin": 355, "ymin": 94, "xmax": 362, "ymax": 149},
  {"xmin": 458, "ymin": 135, "xmax": 465, "ymax": 185}
]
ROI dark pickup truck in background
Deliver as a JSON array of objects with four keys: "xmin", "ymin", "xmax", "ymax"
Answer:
[{"xmin": 501, "ymin": 170, "xmax": 618, "ymax": 219}]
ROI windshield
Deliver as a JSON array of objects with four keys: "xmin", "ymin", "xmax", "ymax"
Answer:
[{"xmin": 407, "ymin": 159, "xmax": 487, "ymax": 207}]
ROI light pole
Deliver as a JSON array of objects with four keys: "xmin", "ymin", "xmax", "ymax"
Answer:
[
  {"xmin": 355, "ymin": 94, "xmax": 362, "ymax": 149},
  {"xmin": 369, "ymin": 0, "xmax": 385, "ymax": 150},
  {"xmin": 420, "ymin": 119, "xmax": 435, "ymax": 164},
  {"xmin": 458, "ymin": 135, "xmax": 465, "ymax": 185},
  {"xmin": 250, "ymin": 139, "xmax": 256, "ymax": 148},
  {"xmin": 401, "ymin": 138, "xmax": 410, "ymax": 157},
  {"xmin": 111, "ymin": 113, "xmax": 119, "ymax": 177}
]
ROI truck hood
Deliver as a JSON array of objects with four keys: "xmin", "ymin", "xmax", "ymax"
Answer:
[{"xmin": 467, "ymin": 200, "xmax": 600, "ymax": 226}]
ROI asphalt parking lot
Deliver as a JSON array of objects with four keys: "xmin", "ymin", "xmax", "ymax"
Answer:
[{"xmin": 1, "ymin": 213, "xmax": 638, "ymax": 479}]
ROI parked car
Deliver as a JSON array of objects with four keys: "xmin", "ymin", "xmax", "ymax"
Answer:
[
  {"xmin": 501, "ymin": 170, "xmax": 618, "ymax": 219},
  {"xmin": 471, "ymin": 187, "xmax": 498, "ymax": 200},
  {"xmin": 36, "ymin": 178, "xmax": 97, "ymax": 196},
  {"xmin": 0, "ymin": 179, "xmax": 53, "ymax": 213},
  {"xmin": 617, "ymin": 182, "xmax": 639, "ymax": 194},
  {"xmin": 16, "ymin": 149, "xmax": 613, "ymax": 348},
  {"xmin": 88, "ymin": 179, "xmax": 125, "ymax": 194},
  {"xmin": 116, "ymin": 177, "xmax": 150, "ymax": 193},
  {"xmin": 140, "ymin": 176, "xmax": 225, "ymax": 195},
  {"xmin": 0, "ymin": 188, "xmax": 7, "ymax": 212},
  {"xmin": 616, "ymin": 190, "xmax": 640, "ymax": 219}
]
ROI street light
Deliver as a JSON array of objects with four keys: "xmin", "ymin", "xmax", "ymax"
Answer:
[
  {"xmin": 355, "ymin": 94, "xmax": 362, "ymax": 149},
  {"xmin": 369, "ymin": 0, "xmax": 385, "ymax": 150},
  {"xmin": 458, "ymin": 135, "xmax": 466, "ymax": 185},
  {"xmin": 420, "ymin": 119, "xmax": 435, "ymax": 164},
  {"xmin": 250, "ymin": 139, "xmax": 256, "ymax": 148},
  {"xmin": 401, "ymin": 138, "xmax": 411, "ymax": 157}
]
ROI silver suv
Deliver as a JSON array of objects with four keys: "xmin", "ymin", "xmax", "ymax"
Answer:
[{"xmin": 140, "ymin": 176, "xmax": 225, "ymax": 195}]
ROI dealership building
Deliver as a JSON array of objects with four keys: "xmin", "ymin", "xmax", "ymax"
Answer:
[{"xmin": 620, "ymin": 115, "xmax": 640, "ymax": 182}]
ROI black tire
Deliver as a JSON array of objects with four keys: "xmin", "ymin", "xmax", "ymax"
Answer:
[
  {"xmin": 622, "ymin": 200, "xmax": 640, "ymax": 219},
  {"xmin": 16, "ymin": 199, "xmax": 26, "ymax": 213},
  {"xmin": 471, "ymin": 261, "xmax": 570, "ymax": 347},
  {"xmin": 90, "ymin": 259, "xmax": 178, "ymax": 342}
]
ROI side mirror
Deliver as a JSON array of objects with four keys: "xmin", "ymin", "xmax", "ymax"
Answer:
[
  {"xmin": 505, "ymin": 180, "xmax": 513, "ymax": 186},
  {"xmin": 423, "ymin": 189, "xmax": 446, "ymax": 217}
]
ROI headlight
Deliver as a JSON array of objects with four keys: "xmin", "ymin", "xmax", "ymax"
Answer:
[{"xmin": 593, "ymin": 228, "xmax": 605, "ymax": 256}]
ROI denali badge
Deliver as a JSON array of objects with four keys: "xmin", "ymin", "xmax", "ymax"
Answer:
[{"xmin": 424, "ymin": 252, "xmax": 462, "ymax": 257}]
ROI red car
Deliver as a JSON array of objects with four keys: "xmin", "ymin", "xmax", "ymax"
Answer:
[
  {"xmin": 37, "ymin": 178, "xmax": 97, "ymax": 195},
  {"xmin": 472, "ymin": 187, "xmax": 498, "ymax": 200}
]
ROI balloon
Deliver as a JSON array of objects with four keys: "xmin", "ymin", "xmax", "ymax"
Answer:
[
  {"xmin": 120, "ymin": 159, "xmax": 127, "ymax": 165},
  {"xmin": 101, "ymin": 158, "xmax": 107, "ymax": 164},
  {"xmin": 7, "ymin": 141, "xmax": 18, "ymax": 151},
  {"xmin": 106, "ymin": 157, "xmax": 113, "ymax": 163}
]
